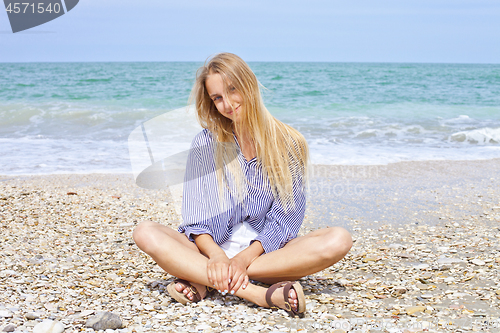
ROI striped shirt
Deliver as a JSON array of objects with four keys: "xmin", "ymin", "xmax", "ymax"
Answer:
[{"xmin": 178, "ymin": 128, "xmax": 306, "ymax": 254}]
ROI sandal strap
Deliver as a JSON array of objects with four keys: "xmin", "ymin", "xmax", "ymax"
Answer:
[
  {"xmin": 265, "ymin": 281, "xmax": 302, "ymax": 317},
  {"xmin": 282, "ymin": 282, "xmax": 299, "ymax": 316},
  {"xmin": 265, "ymin": 282, "xmax": 287, "ymax": 310},
  {"xmin": 206, "ymin": 286, "xmax": 216, "ymax": 296},
  {"xmin": 266, "ymin": 280, "xmax": 299, "ymax": 316}
]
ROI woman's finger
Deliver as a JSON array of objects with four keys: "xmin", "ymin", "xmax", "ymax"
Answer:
[
  {"xmin": 229, "ymin": 263, "xmax": 243, "ymax": 290},
  {"xmin": 216, "ymin": 264, "xmax": 228, "ymax": 294},
  {"xmin": 207, "ymin": 264, "xmax": 213, "ymax": 287},
  {"xmin": 228, "ymin": 266, "xmax": 239, "ymax": 290},
  {"xmin": 242, "ymin": 274, "xmax": 249, "ymax": 290},
  {"xmin": 230, "ymin": 271, "xmax": 246, "ymax": 294},
  {"xmin": 221, "ymin": 264, "xmax": 229, "ymax": 294},
  {"xmin": 210, "ymin": 263, "xmax": 222, "ymax": 291},
  {"xmin": 213, "ymin": 265, "xmax": 221, "ymax": 292}
]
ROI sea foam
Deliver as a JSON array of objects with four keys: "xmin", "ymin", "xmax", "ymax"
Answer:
[{"xmin": 450, "ymin": 127, "xmax": 500, "ymax": 145}]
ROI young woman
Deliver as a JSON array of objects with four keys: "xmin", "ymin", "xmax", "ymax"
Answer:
[{"xmin": 133, "ymin": 53, "xmax": 352, "ymax": 317}]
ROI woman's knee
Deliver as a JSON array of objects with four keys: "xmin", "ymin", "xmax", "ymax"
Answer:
[
  {"xmin": 132, "ymin": 221, "xmax": 160, "ymax": 253},
  {"xmin": 319, "ymin": 227, "xmax": 353, "ymax": 261}
]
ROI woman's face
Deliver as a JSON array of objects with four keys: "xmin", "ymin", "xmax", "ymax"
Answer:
[{"xmin": 205, "ymin": 72, "xmax": 243, "ymax": 123}]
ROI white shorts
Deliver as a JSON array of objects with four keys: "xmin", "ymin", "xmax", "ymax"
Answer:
[{"xmin": 220, "ymin": 222, "xmax": 259, "ymax": 259}]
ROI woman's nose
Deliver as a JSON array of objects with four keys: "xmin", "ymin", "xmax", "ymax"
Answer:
[{"xmin": 222, "ymin": 98, "xmax": 231, "ymax": 111}]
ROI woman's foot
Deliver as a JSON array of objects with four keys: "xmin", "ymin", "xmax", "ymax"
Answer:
[
  {"xmin": 263, "ymin": 281, "xmax": 305, "ymax": 317},
  {"xmin": 175, "ymin": 280, "xmax": 207, "ymax": 301},
  {"xmin": 270, "ymin": 285, "xmax": 298, "ymax": 311},
  {"xmin": 166, "ymin": 279, "xmax": 209, "ymax": 305}
]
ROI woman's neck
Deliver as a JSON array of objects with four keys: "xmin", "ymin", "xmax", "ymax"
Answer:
[{"xmin": 233, "ymin": 126, "xmax": 256, "ymax": 161}]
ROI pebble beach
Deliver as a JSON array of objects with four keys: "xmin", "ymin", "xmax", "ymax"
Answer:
[{"xmin": 1, "ymin": 159, "xmax": 500, "ymax": 333}]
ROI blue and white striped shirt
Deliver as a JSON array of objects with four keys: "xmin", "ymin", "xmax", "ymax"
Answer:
[{"xmin": 178, "ymin": 129, "xmax": 306, "ymax": 254}]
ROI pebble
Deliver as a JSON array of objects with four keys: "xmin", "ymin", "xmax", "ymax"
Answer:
[
  {"xmin": 78, "ymin": 310, "xmax": 95, "ymax": 317},
  {"xmin": 25, "ymin": 313, "xmax": 40, "ymax": 320},
  {"xmin": 143, "ymin": 304, "xmax": 154, "ymax": 311},
  {"xmin": 195, "ymin": 324, "xmax": 211, "ymax": 330},
  {"xmin": 33, "ymin": 320, "xmax": 65, "ymax": 333},
  {"xmin": 471, "ymin": 258, "xmax": 485, "ymax": 266},
  {"xmin": 0, "ymin": 311, "xmax": 12, "ymax": 318},
  {"xmin": 393, "ymin": 287, "xmax": 407, "ymax": 295},
  {"xmin": 2, "ymin": 324, "xmax": 15, "ymax": 332},
  {"xmin": 86, "ymin": 312, "xmax": 123, "ymax": 330},
  {"xmin": 437, "ymin": 257, "xmax": 463, "ymax": 265},
  {"xmin": 406, "ymin": 306, "xmax": 426, "ymax": 315}
]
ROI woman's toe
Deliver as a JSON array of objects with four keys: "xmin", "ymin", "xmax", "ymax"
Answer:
[
  {"xmin": 175, "ymin": 282, "xmax": 192, "ymax": 299},
  {"xmin": 175, "ymin": 282, "xmax": 186, "ymax": 293},
  {"xmin": 289, "ymin": 289, "xmax": 298, "ymax": 310},
  {"xmin": 270, "ymin": 285, "xmax": 299, "ymax": 311}
]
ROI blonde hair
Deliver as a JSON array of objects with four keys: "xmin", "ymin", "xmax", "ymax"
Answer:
[{"xmin": 190, "ymin": 53, "xmax": 309, "ymax": 210}]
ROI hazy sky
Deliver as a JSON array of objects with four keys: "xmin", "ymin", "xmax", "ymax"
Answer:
[{"xmin": 1, "ymin": 0, "xmax": 499, "ymax": 63}]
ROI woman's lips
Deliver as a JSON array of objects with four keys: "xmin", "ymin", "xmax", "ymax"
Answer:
[{"xmin": 228, "ymin": 106, "xmax": 240, "ymax": 115}]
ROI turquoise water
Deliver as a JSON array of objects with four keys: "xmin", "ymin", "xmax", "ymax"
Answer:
[{"xmin": 1, "ymin": 62, "xmax": 499, "ymax": 174}]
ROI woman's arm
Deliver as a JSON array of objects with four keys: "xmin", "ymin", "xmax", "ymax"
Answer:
[
  {"xmin": 193, "ymin": 234, "xmax": 231, "ymax": 293},
  {"xmin": 179, "ymin": 130, "xmax": 230, "ymax": 245},
  {"xmin": 228, "ymin": 240, "xmax": 264, "ymax": 294}
]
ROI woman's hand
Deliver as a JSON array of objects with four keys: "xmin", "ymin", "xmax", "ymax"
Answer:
[
  {"xmin": 207, "ymin": 253, "xmax": 231, "ymax": 294},
  {"xmin": 228, "ymin": 256, "xmax": 250, "ymax": 294},
  {"xmin": 227, "ymin": 241, "xmax": 265, "ymax": 294}
]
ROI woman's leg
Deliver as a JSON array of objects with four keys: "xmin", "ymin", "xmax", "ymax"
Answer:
[
  {"xmin": 247, "ymin": 227, "xmax": 352, "ymax": 284},
  {"xmin": 132, "ymin": 221, "xmax": 301, "ymax": 309},
  {"xmin": 133, "ymin": 221, "xmax": 207, "ymax": 300}
]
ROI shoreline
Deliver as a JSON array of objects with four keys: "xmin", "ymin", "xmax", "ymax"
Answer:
[
  {"xmin": 1, "ymin": 158, "xmax": 499, "ymax": 332},
  {"xmin": 3, "ymin": 158, "xmax": 498, "ymax": 230},
  {"xmin": 1, "ymin": 156, "xmax": 500, "ymax": 178}
]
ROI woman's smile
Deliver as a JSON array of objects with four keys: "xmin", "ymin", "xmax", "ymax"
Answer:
[{"xmin": 229, "ymin": 105, "xmax": 241, "ymax": 115}]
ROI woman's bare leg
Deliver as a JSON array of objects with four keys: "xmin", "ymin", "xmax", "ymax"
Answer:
[
  {"xmin": 133, "ymin": 221, "xmax": 208, "ymax": 300},
  {"xmin": 247, "ymin": 227, "xmax": 352, "ymax": 284},
  {"xmin": 132, "ymin": 221, "xmax": 298, "ymax": 309}
]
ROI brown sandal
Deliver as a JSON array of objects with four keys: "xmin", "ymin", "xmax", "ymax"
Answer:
[
  {"xmin": 166, "ymin": 279, "xmax": 213, "ymax": 305},
  {"xmin": 265, "ymin": 281, "xmax": 306, "ymax": 318}
]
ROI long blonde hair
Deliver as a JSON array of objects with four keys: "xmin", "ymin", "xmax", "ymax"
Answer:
[{"xmin": 190, "ymin": 53, "xmax": 309, "ymax": 210}]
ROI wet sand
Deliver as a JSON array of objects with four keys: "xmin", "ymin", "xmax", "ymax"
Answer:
[{"xmin": 307, "ymin": 158, "xmax": 500, "ymax": 230}]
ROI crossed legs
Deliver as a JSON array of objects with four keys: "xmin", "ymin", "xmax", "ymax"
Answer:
[{"xmin": 132, "ymin": 221, "xmax": 352, "ymax": 308}]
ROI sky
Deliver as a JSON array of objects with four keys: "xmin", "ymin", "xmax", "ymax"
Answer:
[{"xmin": 1, "ymin": 0, "xmax": 499, "ymax": 63}]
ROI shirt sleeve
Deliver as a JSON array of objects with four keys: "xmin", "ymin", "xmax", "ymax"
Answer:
[
  {"xmin": 253, "ymin": 174, "xmax": 306, "ymax": 253},
  {"xmin": 178, "ymin": 131, "xmax": 220, "ymax": 242}
]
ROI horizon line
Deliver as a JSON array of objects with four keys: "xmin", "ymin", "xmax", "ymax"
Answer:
[{"xmin": 1, "ymin": 60, "xmax": 499, "ymax": 65}]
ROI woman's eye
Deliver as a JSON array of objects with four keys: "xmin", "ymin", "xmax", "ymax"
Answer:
[{"xmin": 213, "ymin": 96, "xmax": 221, "ymax": 102}]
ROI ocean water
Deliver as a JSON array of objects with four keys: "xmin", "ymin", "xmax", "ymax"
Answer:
[{"xmin": 1, "ymin": 62, "xmax": 500, "ymax": 175}]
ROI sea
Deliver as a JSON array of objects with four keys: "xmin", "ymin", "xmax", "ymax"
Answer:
[{"xmin": 1, "ymin": 62, "xmax": 500, "ymax": 176}]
